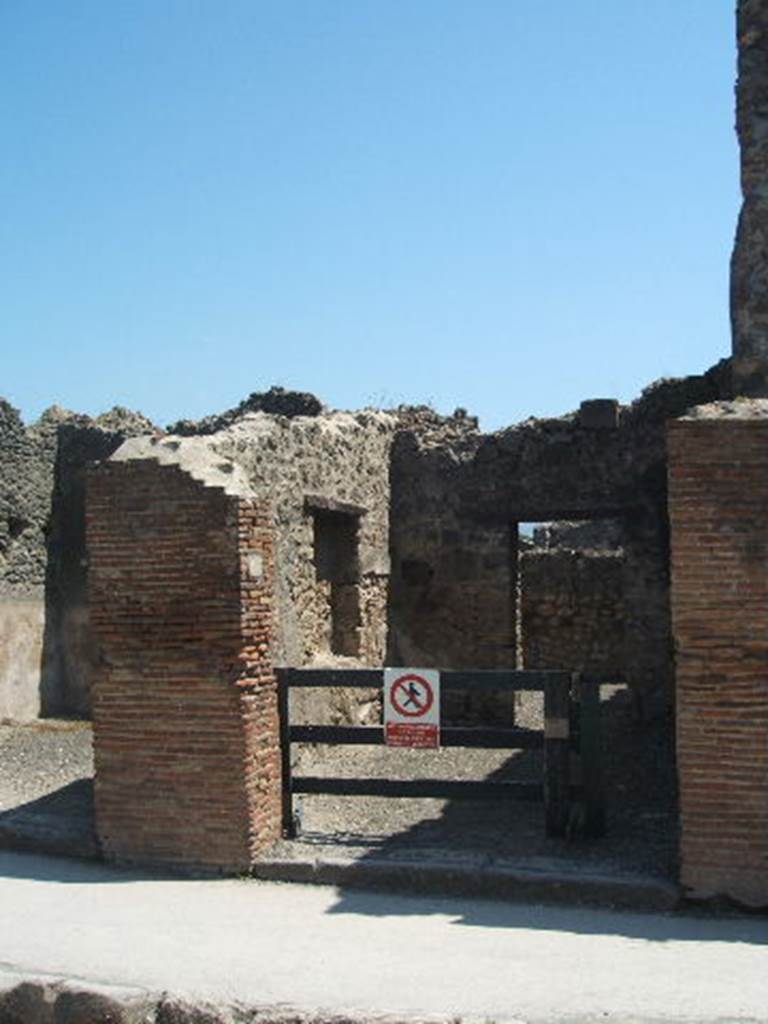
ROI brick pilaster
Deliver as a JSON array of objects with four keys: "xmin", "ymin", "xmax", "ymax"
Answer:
[
  {"xmin": 87, "ymin": 460, "xmax": 281, "ymax": 873},
  {"xmin": 668, "ymin": 416, "xmax": 768, "ymax": 906}
]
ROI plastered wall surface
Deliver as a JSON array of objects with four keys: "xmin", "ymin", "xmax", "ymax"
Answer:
[
  {"xmin": 0, "ymin": 592, "xmax": 44, "ymax": 720},
  {"xmin": 0, "ymin": 400, "xmax": 154, "ymax": 720},
  {"xmin": 0, "ymin": 401, "xmax": 60, "ymax": 720}
]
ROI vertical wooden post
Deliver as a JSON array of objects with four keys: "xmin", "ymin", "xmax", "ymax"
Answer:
[
  {"xmin": 578, "ymin": 676, "xmax": 606, "ymax": 837},
  {"xmin": 544, "ymin": 672, "xmax": 570, "ymax": 837},
  {"xmin": 509, "ymin": 521, "xmax": 519, "ymax": 727},
  {"xmin": 277, "ymin": 672, "xmax": 295, "ymax": 839}
]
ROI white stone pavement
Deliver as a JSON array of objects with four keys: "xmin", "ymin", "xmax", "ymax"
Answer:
[{"xmin": 0, "ymin": 851, "xmax": 765, "ymax": 1023}]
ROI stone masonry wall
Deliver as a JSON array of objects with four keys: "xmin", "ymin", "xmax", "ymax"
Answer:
[
  {"xmin": 731, "ymin": 0, "xmax": 768, "ymax": 395},
  {"xmin": 119, "ymin": 408, "xmax": 395, "ymax": 674},
  {"xmin": 114, "ymin": 412, "xmax": 395, "ymax": 729},
  {"xmin": 206, "ymin": 410, "xmax": 396, "ymax": 670},
  {"xmin": 0, "ymin": 365, "xmax": 736, "ymax": 728},
  {"xmin": 0, "ymin": 398, "xmax": 152, "ymax": 720},
  {"xmin": 389, "ymin": 368, "xmax": 730, "ymax": 712},
  {"xmin": 88, "ymin": 459, "xmax": 281, "ymax": 872},
  {"xmin": 0, "ymin": 401, "xmax": 62, "ymax": 721},
  {"xmin": 0, "ymin": 401, "xmax": 58, "ymax": 594},
  {"xmin": 42, "ymin": 418, "xmax": 154, "ymax": 717},
  {"xmin": 668, "ymin": 403, "xmax": 768, "ymax": 907},
  {"xmin": 2, "ymin": 388, "xmax": 392, "ymax": 720},
  {"xmin": 520, "ymin": 549, "xmax": 624, "ymax": 676},
  {"xmin": 387, "ymin": 410, "xmax": 514, "ymax": 672}
]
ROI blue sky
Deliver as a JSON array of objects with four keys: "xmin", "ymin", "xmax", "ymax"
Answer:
[{"xmin": 1, "ymin": 1, "xmax": 739, "ymax": 431}]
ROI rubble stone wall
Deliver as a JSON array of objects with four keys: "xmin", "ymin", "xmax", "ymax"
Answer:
[
  {"xmin": 1, "ymin": 392, "xmax": 395, "ymax": 720},
  {"xmin": 520, "ymin": 549, "xmax": 624, "ymax": 675},
  {"xmin": 731, "ymin": 0, "xmax": 768, "ymax": 395},
  {"xmin": 109, "ymin": 410, "xmax": 395, "ymax": 728},
  {"xmin": 0, "ymin": 401, "xmax": 57, "ymax": 720},
  {"xmin": 388, "ymin": 369, "xmax": 729, "ymax": 711},
  {"xmin": 669, "ymin": 404, "xmax": 768, "ymax": 907},
  {"xmin": 533, "ymin": 518, "xmax": 624, "ymax": 550},
  {"xmin": 198, "ymin": 410, "xmax": 396, "ymax": 670},
  {"xmin": 388, "ymin": 425, "xmax": 515, "ymax": 671},
  {"xmin": 0, "ymin": 399, "xmax": 152, "ymax": 720},
  {"xmin": 0, "ymin": 401, "xmax": 56, "ymax": 593},
  {"xmin": 42, "ymin": 421, "xmax": 155, "ymax": 717},
  {"xmin": 88, "ymin": 458, "xmax": 281, "ymax": 873},
  {"xmin": 0, "ymin": 366, "xmax": 734, "ymax": 726}
]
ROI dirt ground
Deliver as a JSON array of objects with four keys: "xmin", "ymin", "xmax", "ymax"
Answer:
[
  {"xmin": 0, "ymin": 719, "xmax": 93, "ymax": 811},
  {"xmin": 283, "ymin": 686, "xmax": 678, "ymax": 879}
]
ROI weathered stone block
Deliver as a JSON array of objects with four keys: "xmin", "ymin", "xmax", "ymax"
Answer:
[
  {"xmin": 578, "ymin": 399, "xmax": 619, "ymax": 430},
  {"xmin": 0, "ymin": 982, "xmax": 54, "ymax": 1024}
]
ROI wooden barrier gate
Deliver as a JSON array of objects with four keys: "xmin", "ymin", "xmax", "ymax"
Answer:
[{"xmin": 276, "ymin": 668, "xmax": 606, "ymax": 841}]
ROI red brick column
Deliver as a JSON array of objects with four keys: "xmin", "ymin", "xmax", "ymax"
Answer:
[
  {"xmin": 668, "ymin": 414, "xmax": 768, "ymax": 906},
  {"xmin": 87, "ymin": 459, "xmax": 281, "ymax": 873}
]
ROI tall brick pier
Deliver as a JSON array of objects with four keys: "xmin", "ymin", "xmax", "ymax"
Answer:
[
  {"xmin": 87, "ymin": 453, "xmax": 281, "ymax": 872},
  {"xmin": 669, "ymin": 403, "xmax": 768, "ymax": 906}
]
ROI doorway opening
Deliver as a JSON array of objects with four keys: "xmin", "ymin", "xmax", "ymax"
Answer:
[{"xmin": 515, "ymin": 518, "xmax": 625, "ymax": 676}]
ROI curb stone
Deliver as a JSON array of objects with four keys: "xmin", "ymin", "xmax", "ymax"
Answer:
[
  {"xmin": 0, "ymin": 972, "xmax": 521, "ymax": 1024},
  {"xmin": 0, "ymin": 972, "xmax": 155, "ymax": 1024},
  {"xmin": 249, "ymin": 854, "xmax": 681, "ymax": 912}
]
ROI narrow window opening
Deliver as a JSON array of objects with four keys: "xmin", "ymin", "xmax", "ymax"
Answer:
[{"xmin": 313, "ymin": 509, "xmax": 361, "ymax": 657}]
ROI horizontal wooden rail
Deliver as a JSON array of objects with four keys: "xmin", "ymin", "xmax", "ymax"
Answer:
[
  {"xmin": 276, "ymin": 667, "xmax": 571, "ymax": 692},
  {"xmin": 292, "ymin": 776, "xmax": 543, "ymax": 801},
  {"xmin": 277, "ymin": 668, "xmax": 382, "ymax": 688},
  {"xmin": 289, "ymin": 724, "xmax": 544, "ymax": 750},
  {"xmin": 277, "ymin": 666, "xmax": 609, "ymax": 840}
]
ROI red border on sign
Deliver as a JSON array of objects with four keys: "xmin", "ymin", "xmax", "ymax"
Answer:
[
  {"xmin": 385, "ymin": 722, "xmax": 440, "ymax": 749},
  {"xmin": 389, "ymin": 673, "xmax": 435, "ymax": 718}
]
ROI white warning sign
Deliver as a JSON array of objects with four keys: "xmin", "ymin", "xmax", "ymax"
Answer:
[{"xmin": 383, "ymin": 668, "xmax": 441, "ymax": 749}]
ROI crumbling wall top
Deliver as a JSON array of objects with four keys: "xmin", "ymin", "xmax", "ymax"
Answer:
[
  {"xmin": 678, "ymin": 397, "xmax": 768, "ymax": 420},
  {"xmin": 167, "ymin": 385, "xmax": 325, "ymax": 435},
  {"xmin": 110, "ymin": 434, "xmax": 257, "ymax": 497},
  {"xmin": 0, "ymin": 398, "xmax": 156, "ymax": 594}
]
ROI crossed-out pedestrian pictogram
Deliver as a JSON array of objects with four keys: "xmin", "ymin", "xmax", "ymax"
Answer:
[{"xmin": 389, "ymin": 673, "xmax": 435, "ymax": 718}]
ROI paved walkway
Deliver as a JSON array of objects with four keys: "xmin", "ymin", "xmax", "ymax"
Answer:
[{"xmin": 0, "ymin": 851, "xmax": 765, "ymax": 1023}]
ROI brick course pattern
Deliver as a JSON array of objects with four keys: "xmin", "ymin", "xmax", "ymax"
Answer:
[
  {"xmin": 87, "ymin": 460, "xmax": 281, "ymax": 873},
  {"xmin": 668, "ymin": 416, "xmax": 768, "ymax": 906}
]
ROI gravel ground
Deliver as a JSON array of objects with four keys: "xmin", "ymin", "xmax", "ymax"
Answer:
[
  {"xmin": 0, "ymin": 688, "xmax": 678, "ymax": 880},
  {"xmin": 0, "ymin": 720, "xmax": 93, "ymax": 811},
  {"xmin": 0, "ymin": 720, "xmax": 96, "ymax": 857},
  {"xmin": 285, "ymin": 687, "xmax": 678, "ymax": 879}
]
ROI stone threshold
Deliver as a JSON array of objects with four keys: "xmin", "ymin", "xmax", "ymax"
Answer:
[{"xmin": 251, "ymin": 846, "xmax": 681, "ymax": 913}]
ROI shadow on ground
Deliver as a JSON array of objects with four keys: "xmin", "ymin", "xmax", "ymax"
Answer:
[
  {"xmin": 0, "ymin": 779, "xmax": 97, "ymax": 860},
  {"xmin": 0, "ymin": 691, "xmax": 721, "ymax": 934},
  {"xmin": 323, "ymin": 883, "xmax": 768, "ymax": 944},
  {"xmin": 259, "ymin": 689, "xmax": 682, "ymax": 909}
]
